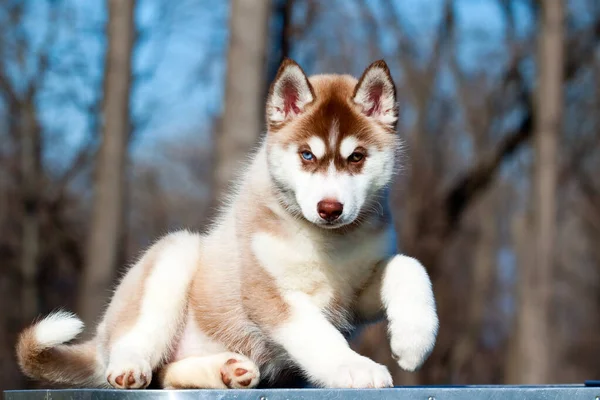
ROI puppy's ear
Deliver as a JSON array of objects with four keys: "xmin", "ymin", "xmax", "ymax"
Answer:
[
  {"xmin": 353, "ymin": 60, "xmax": 398, "ymax": 129},
  {"xmin": 266, "ymin": 58, "xmax": 315, "ymax": 130}
]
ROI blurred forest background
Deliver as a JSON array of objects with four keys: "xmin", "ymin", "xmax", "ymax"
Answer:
[{"xmin": 1, "ymin": 0, "xmax": 599, "ymax": 390}]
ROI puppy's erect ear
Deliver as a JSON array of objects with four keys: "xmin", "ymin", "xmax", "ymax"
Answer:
[
  {"xmin": 266, "ymin": 58, "xmax": 315, "ymax": 129},
  {"xmin": 352, "ymin": 60, "xmax": 398, "ymax": 129}
]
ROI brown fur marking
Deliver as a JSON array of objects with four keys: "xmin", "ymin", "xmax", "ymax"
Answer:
[{"xmin": 189, "ymin": 237, "xmax": 288, "ymax": 369}]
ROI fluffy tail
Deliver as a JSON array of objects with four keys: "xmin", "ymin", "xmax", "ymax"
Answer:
[{"xmin": 16, "ymin": 311, "xmax": 106, "ymax": 387}]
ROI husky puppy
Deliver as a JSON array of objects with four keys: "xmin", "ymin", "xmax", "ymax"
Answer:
[{"xmin": 17, "ymin": 59, "xmax": 438, "ymax": 389}]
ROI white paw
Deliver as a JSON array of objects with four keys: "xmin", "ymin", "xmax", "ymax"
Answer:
[
  {"xmin": 389, "ymin": 316, "xmax": 438, "ymax": 371},
  {"xmin": 323, "ymin": 355, "xmax": 393, "ymax": 388},
  {"xmin": 383, "ymin": 255, "xmax": 439, "ymax": 372},
  {"xmin": 219, "ymin": 354, "xmax": 260, "ymax": 389},
  {"xmin": 106, "ymin": 358, "xmax": 152, "ymax": 389}
]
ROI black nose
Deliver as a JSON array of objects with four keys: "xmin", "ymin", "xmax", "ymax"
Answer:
[{"xmin": 317, "ymin": 200, "xmax": 343, "ymax": 222}]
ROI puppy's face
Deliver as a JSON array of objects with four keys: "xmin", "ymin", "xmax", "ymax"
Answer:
[{"xmin": 266, "ymin": 60, "xmax": 401, "ymax": 229}]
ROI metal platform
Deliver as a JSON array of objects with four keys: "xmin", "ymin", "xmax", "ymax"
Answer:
[{"xmin": 4, "ymin": 386, "xmax": 600, "ymax": 400}]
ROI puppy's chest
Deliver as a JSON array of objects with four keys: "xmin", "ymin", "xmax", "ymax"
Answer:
[{"xmin": 251, "ymin": 229, "xmax": 389, "ymax": 310}]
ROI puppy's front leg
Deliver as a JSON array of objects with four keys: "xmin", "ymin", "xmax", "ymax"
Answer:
[
  {"xmin": 272, "ymin": 292, "xmax": 392, "ymax": 388},
  {"xmin": 357, "ymin": 255, "xmax": 439, "ymax": 372}
]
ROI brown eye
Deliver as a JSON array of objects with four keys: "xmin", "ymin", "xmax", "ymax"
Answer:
[{"xmin": 348, "ymin": 152, "xmax": 364, "ymax": 163}]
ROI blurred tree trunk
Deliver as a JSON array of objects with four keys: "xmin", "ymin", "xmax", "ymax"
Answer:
[
  {"xmin": 450, "ymin": 192, "xmax": 496, "ymax": 381},
  {"xmin": 19, "ymin": 96, "xmax": 42, "ymax": 321},
  {"xmin": 266, "ymin": 0, "xmax": 293, "ymax": 87},
  {"xmin": 4, "ymin": 2, "xmax": 44, "ymax": 323},
  {"xmin": 449, "ymin": 115, "xmax": 497, "ymax": 381},
  {"xmin": 511, "ymin": 0, "xmax": 564, "ymax": 384},
  {"xmin": 79, "ymin": 0, "xmax": 135, "ymax": 326},
  {"xmin": 213, "ymin": 0, "xmax": 270, "ymax": 201},
  {"xmin": 445, "ymin": 30, "xmax": 500, "ymax": 381},
  {"xmin": 505, "ymin": 211, "xmax": 530, "ymax": 383}
]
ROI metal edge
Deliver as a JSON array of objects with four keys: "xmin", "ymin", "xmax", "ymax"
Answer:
[{"xmin": 4, "ymin": 386, "xmax": 600, "ymax": 400}]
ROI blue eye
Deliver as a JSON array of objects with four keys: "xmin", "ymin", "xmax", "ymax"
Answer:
[{"xmin": 301, "ymin": 151, "xmax": 314, "ymax": 161}]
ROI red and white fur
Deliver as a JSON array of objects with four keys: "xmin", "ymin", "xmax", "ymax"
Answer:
[{"xmin": 17, "ymin": 59, "xmax": 438, "ymax": 389}]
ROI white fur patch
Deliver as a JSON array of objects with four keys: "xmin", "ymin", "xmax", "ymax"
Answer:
[
  {"xmin": 329, "ymin": 119, "xmax": 340, "ymax": 149},
  {"xmin": 34, "ymin": 311, "xmax": 84, "ymax": 348},
  {"xmin": 251, "ymin": 231, "xmax": 332, "ymax": 309},
  {"xmin": 340, "ymin": 136, "xmax": 358, "ymax": 159},
  {"xmin": 174, "ymin": 312, "xmax": 229, "ymax": 360},
  {"xmin": 308, "ymin": 136, "xmax": 326, "ymax": 159},
  {"xmin": 251, "ymin": 226, "xmax": 394, "ymax": 313}
]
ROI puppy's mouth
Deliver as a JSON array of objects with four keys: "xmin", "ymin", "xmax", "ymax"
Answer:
[
  {"xmin": 317, "ymin": 220, "xmax": 344, "ymax": 229},
  {"xmin": 314, "ymin": 216, "xmax": 354, "ymax": 229}
]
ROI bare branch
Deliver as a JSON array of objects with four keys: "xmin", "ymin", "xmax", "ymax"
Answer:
[{"xmin": 443, "ymin": 110, "xmax": 533, "ymax": 234}]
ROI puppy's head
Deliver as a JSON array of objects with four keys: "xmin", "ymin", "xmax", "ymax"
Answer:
[{"xmin": 265, "ymin": 59, "xmax": 401, "ymax": 229}]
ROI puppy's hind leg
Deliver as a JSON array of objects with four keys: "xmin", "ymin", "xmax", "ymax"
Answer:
[
  {"xmin": 103, "ymin": 231, "xmax": 202, "ymax": 389},
  {"xmin": 158, "ymin": 353, "xmax": 260, "ymax": 389}
]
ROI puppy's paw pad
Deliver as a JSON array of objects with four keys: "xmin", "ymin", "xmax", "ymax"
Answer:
[
  {"xmin": 220, "ymin": 356, "xmax": 260, "ymax": 389},
  {"xmin": 106, "ymin": 361, "xmax": 152, "ymax": 389}
]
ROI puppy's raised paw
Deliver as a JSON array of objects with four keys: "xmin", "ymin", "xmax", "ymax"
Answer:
[{"xmin": 389, "ymin": 321, "xmax": 438, "ymax": 372}]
